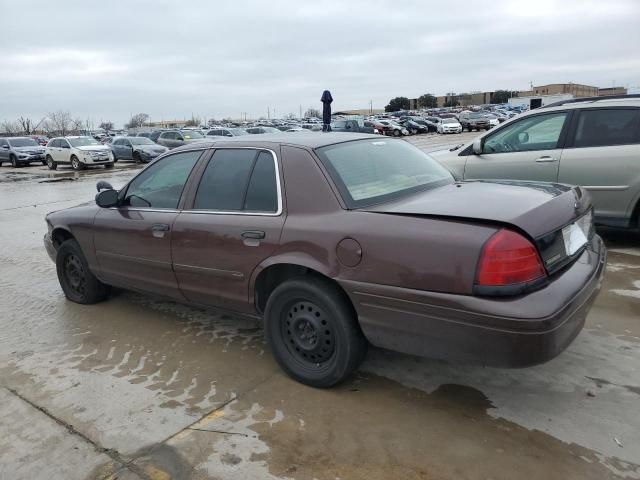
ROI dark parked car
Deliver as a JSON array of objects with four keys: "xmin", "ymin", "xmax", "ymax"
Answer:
[
  {"xmin": 156, "ymin": 130, "xmax": 205, "ymax": 149},
  {"xmin": 330, "ymin": 119, "xmax": 375, "ymax": 134},
  {"xmin": 206, "ymin": 128, "xmax": 249, "ymax": 137},
  {"xmin": 400, "ymin": 119, "xmax": 428, "ymax": 134},
  {"xmin": 458, "ymin": 112, "xmax": 491, "ymax": 132},
  {"xmin": 245, "ymin": 126, "xmax": 281, "ymax": 134},
  {"xmin": 110, "ymin": 136, "xmax": 169, "ymax": 163},
  {"xmin": 44, "ymin": 133, "xmax": 605, "ymax": 387},
  {"xmin": 0, "ymin": 136, "xmax": 46, "ymax": 166}
]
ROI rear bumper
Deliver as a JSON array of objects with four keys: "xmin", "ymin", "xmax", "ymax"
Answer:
[{"xmin": 340, "ymin": 235, "xmax": 606, "ymax": 367}]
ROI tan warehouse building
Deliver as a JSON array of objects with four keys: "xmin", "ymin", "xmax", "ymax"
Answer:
[{"xmin": 519, "ymin": 83, "xmax": 628, "ymax": 97}]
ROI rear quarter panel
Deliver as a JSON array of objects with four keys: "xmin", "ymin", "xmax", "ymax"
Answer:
[{"xmin": 271, "ymin": 145, "xmax": 496, "ymax": 295}]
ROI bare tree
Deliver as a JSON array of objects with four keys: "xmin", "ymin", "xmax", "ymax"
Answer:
[
  {"xmin": 127, "ymin": 113, "xmax": 149, "ymax": 129},
  {"xmin": 17, "ymin": 117, "xmax": 35, "ymax": 135},
  {"xmin": 207, "ymin": 118, "xmax": 217, "ymax": 127},
  {"xmin": 1, "ymin": 120, "xmax": 19, "ymax": 134},
  {"xmin": 304, "ymin": 107, "xmax": 321, "ymax": 118},
  {"xmin": 71, "ymin": 117, "xmax": 84, "ymax": 134},
  {"xmin": 184, "ymin": 116, "xmax": 201, "ymax": 127},
  {"xmin": 99, "ymin": 121, "xmax": 114, "ymax": 131},
  {"xmin": 47, "ymin": 110, "xmax": 73, "ymax": 136}
]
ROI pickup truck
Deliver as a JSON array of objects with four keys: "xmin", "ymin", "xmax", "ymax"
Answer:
[
  {"xmin": 331, "ymin": 119, "xmax": 375, "ymax": 134},
  {"xmin": 458, "ymin": 112, "xmax": 491, "ymax": 132}
]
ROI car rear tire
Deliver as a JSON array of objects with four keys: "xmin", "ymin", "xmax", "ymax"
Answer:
[
  {"xmin": 104, "ymin": 163, "xmax": 114, "ymax": 169},
  {"xmin": 133, "ymin": 152, "xmax": 141, "ymax": 164},
  {"xmin": 71, "ymin": 155, "xmax": 84, "ymax": 171},
  {"xmin": 46, "ymin": 155, "xmax": 57, "ymax": 170},
  {"xmin": 264, "ymin": 276, "xmax": 368, "ymax": 388},
  {"xmin": 41, "ymin": 159, "xmax": 47, "ymax": 165},
  {"xmin": 392, "ymin": 129, "xmax": 401, "ymax": 137},
  {"xmin": 56, "ymin": 239, "xmax": 110, "ymax": 304},
  {"xmin": 112, "ymin": 151, "xmax": 118, "ymax": 162}
]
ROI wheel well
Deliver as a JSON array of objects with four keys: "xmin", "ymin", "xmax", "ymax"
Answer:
[
  {"xmin": 254, "ymin": 264, "xmax": 355, "ymax": 316},
  {"xmin": 51, "ymin": 228, "xmax": 75, "ymax": 249}
]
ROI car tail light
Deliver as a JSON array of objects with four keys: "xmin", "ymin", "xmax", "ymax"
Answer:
[{"xmin": 476, "ymin": 229, "xmax": 545, "ymax": 287}]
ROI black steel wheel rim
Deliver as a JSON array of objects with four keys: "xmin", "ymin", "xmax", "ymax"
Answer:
[
  {"xmin": 282, "ymin": 300, "xmax": 335, "ymax": 365},
  {"xmin": 64, "ymin": 254, "xmax": 86, "ymax": 296}
]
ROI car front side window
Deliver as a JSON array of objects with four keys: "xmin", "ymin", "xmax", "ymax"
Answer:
[
  {"xmin": 482, "ymin": 112, "xmax": 567, "ymax": 154},
  {"xmin": 122, "ymin": 150, "xmax": 202, "ymax": 209}
]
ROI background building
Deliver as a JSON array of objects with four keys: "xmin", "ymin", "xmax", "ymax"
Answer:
[
  {"xmin": 519, "ymin": 83, "xmax": 598, "ymax": 97},
  {"xmin": 598, "ymin": 86, "xmax": 628, "ymax": 96}
]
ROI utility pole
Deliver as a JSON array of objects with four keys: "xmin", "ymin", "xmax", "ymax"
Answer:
[
  {"xmin": 299, "ymin": 105, "xmax": 302, "ymax": 119},
  {"xmin": 267, "ymin": 107, "xmax": 270, "ymax": 120}
]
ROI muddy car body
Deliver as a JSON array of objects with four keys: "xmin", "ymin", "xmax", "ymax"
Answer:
[{"xmin": 44, "ymin": 133, "xmax": 606, "ymax": 387}]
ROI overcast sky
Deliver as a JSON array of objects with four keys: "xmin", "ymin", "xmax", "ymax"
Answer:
[{"xmin": 1, "ymin": 0, "xmax": 639, "ymax": 127}]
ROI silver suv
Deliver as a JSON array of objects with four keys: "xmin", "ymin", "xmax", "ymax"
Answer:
[
  {"xmin": 0, "ymin": 137, "xmax": 46, "ymax": 167},
  {"xmin": 434, "ymin": 95, "xmax": 640, "ymax": 229}
]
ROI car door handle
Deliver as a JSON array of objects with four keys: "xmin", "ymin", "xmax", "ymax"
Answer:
[
  {"xmin": 241, "ymin": 230, "xmax": 265, "ymax": 239},
  {"xmin": 535, "ymin": 156, "xmax": 558, "ymax": 163},
  {"xmin": 151, "ymin": 223, "xmax": 170, "ymax": 231}
]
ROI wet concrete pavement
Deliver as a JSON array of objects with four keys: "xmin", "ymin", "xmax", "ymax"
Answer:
[{"xmin": 0, "ymin": 144, "xmax": 639, "ymax": 479}]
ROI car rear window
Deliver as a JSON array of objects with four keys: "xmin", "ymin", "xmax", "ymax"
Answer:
[{"xmin": 316, "ymin": 139, "xmax": 453, "ymax": 208}]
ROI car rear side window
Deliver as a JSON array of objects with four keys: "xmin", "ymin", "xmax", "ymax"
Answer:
[
  {"xmin": 573, "ymin": 108, "xmax": 640, "ymax": 148},
  {"xmin": 244, "ymin": 152, "xmax": 278, "ymax": 212},
  {"xmin": 192, "ymin": 149, "xmax": 279, "ymax": 213},
  {"xmin": 193, "ymin": 149, "xmax": 256, "ymax": 210},
  {"xmin": 123, "ymin": 150, "xmax": 201, "ymax": 209}
]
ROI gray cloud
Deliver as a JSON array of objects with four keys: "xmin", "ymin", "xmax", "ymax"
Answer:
[{"xmin": 1, "ymin": 0, "xmax": 639, "ymax": 127}]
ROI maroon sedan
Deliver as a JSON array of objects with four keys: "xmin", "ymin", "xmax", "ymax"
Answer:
[{"xmin": 44, "ymin": 133, "xmax": 606, "ymax": 387}]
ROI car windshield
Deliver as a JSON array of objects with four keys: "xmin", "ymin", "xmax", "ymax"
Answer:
[
  {"xmin": 229, "ymin": 128, "xmax": 249, "ymax": 135},
  {"xmin": 316, "ymin": 139, "xmax": 453, "ymax": 208},
  {"xmin": 68, "ymin": 137, "xmax": 100, "ymax": 147},
  {"xmin": 129, "ymin": 137, "xmax": 155, "ymax": 145},
  {"xmin": 442, "ymin": 118, "xmax": 458, "ymax": 124},
  {"xmin": 9, "ymin": 138, "xmax": 38, "ymax": 147},
  {"xmin": 182, "ymin": 131, "xmax": 203, "ymax": 139},
  {"xmin": 468, "ymin": 114, "xmax": 483, "ymax": 119}
]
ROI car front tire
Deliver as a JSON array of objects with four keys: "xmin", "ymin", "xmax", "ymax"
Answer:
[
  {"xmin": 104, "ymin": 163, "xmax": 114, "ymax": 169},
  {"xmin": 71, "ymin": 155, "xmax": 84, "ymax": 171},
  {"xmin": 264, "ymin": 277, "xmax": 368, "ymax": 388},
  {"xmin": 46, "ymin": 155, "xmax": 57, "ymax": 170},
  {"xmin": 10, "ymin": 155, "xmax": 21, "ymax": 168},
  {"xmin": 56, "ymin": 239, "xmax": 110, "ymax": 304}
]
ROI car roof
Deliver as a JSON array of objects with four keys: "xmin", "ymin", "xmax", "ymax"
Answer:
[
  {"xmin": 6, "ymin": 136, "xmax": 35, "ymax": 140},
  {"xmin": 170, "ymin": 132, "xmax": 379, "ymax": 152}
]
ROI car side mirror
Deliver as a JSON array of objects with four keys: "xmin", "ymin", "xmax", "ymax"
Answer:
[
  {"xmin": 1, "ymin": 145, "xmax": 9, "ymax": 149},
  {"xmin": 472, "ymin": 138, "xmax": 482, "ymax": 155},
  {"xmin": 95, "ymin": 189, "xmax": 119, "ymax": 208},
  {"xmin": 517, "ymin": 132, "xmax": 529, "ymax": 143},
  {"xmin": 225, "ymin": 133, "xmax": 233, "ymax": 137}
]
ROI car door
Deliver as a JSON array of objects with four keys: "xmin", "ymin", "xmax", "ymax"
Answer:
[
  {"xmin": 463, "ymin": 111, "xmax": 569, "ymax": 182},
  {"xmin": 120, "ymin": 138, "xmax": 134, "ymax": 159},
  {"xmin": 93, "ymin": 149, "xmax": 204, "ymax": 298},
  {"xmin": 157, "ymin": 132, "xmax": 171, "ymax": 148},
  {"xmin": 558, "ymin": 107, "xmax": 640, "ymax": 226},
  {"xmin": 172, "ymin": 148, "xmax": 285, "ymax": 313},
  {"xmin": 58, "ymin": 139, "xmax": 72, "ymax": 163},
  {"xmin": 0, "ymin": 139, "xmax": 9, "ymax": 161}
]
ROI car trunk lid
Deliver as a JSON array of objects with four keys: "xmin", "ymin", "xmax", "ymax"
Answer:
[{"xmin": 362, "ymin": 180, "xmax": 593, "ymax": 274}]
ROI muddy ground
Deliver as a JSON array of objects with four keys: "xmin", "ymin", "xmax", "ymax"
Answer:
[{"xmin": 1, "ymin": 135, "xmax": 639, "ymax": 479}]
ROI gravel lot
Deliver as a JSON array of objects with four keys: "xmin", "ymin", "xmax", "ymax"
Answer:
[{"xmin": 1, "ymin": 134, "xmax": 639, "ymax": 479}]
